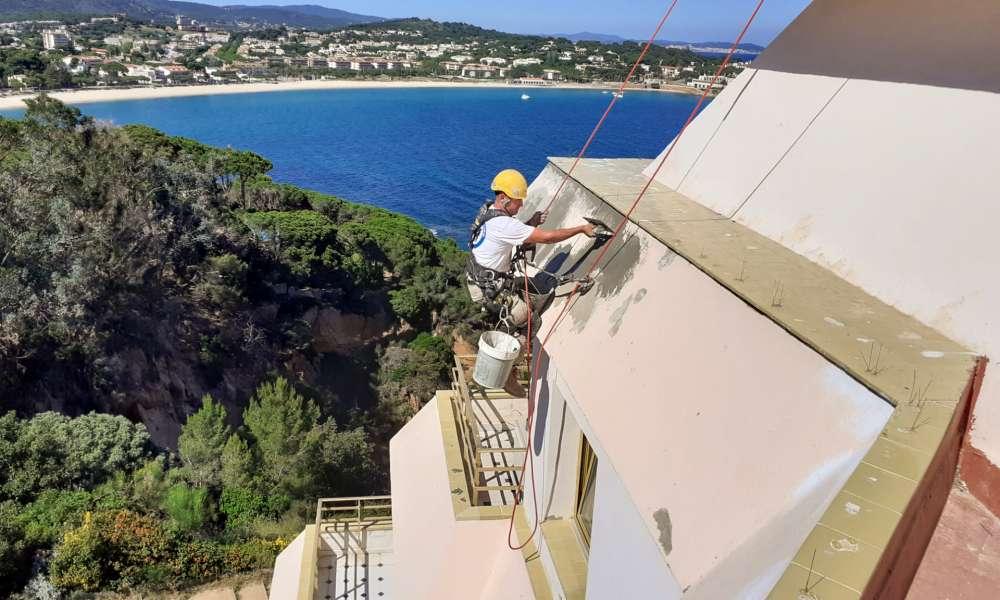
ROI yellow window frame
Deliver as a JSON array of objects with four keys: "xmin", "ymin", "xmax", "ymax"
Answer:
[{"xmin": 575, "ymin": 433, "xmax": 598, "ymax": 547}]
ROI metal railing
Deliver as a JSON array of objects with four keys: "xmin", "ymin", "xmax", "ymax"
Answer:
[
  {"xmin": 316, "ymin": 495, "xmax": 393, "ymax": 527},
  {"xmin": 300, "ymin": 496, "xmax": 393, "ymax": 600},
  {"xmin": 450, "ymin": 354, "xmax": 529, "ymax": 505}
]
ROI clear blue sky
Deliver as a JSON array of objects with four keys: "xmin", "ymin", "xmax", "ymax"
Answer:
[{"xmin": 200, "ymin": 0, "xmax": 813, "ymax": 45}]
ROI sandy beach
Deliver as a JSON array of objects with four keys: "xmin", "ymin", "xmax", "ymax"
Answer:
[{"xmin": 0, "ymin": 78, "xmax": 700, "ymax": 111}]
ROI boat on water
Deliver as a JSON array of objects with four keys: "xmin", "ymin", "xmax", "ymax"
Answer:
[
  {"xmin": 521, "ymin": 93, "xmax": 530, "ymax": 100},
  {"xmin": 613, "ymin": 92, "xmax": 624, "ymax": 98}
]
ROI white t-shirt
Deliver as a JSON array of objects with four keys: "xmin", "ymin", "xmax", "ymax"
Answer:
[{"xmin": 471, "ymin": 215, "xmax": 535, "ymax": 272}]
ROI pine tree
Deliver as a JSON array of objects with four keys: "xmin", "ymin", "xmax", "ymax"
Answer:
[
  {"xmin": 177, "ymin": 395, "xmax": 230, "ymax": 488},
  {"xmin": 243, "ymin": 377, "xmax": 322, "ymax": 494},
  {"xmin": 220, "ymin": 433, "xmax": 254, "ymax": 490}
]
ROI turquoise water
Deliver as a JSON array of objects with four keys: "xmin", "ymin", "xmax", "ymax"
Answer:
[{"xmin": 1, "ymin": 87, "xmax": 700, "ymax": 239}]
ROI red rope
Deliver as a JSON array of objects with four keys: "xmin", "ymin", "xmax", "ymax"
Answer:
[
  {"xmin": 507, "ymin": 0, "xmax": 767, "ymax": 552},
  {"xmin": 506, "ymin": 0, "xmax": 680, "ymax": 553},
  {"xmin": 542, "ymin": 0, "xmax": 680, "ymax": 215}
]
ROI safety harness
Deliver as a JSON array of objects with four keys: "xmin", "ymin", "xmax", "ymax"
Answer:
[{"xmin": 466, "ymin": 201, "xmax": 516, "ymax": 302}]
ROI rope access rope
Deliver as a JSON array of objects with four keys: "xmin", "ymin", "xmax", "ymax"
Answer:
[
  {"xmin": 504, "ymin": 0, "xmax": 680, "ymax": 551},
  {"xmin": 506, "ymin": 0, "xmax": 768, "ymax": 552},
  {"xmin": 541, "ymin": 0, "xmax": 680, "ymax": 216}
]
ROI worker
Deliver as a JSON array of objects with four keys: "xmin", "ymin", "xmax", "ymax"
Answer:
[{"xmin": 466, "ymin": 168, "xmax": 596, "ymax": 330}]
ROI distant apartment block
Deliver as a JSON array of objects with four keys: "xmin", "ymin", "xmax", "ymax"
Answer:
[
  {"xmin": 156, "ymin": 65, "xmax": 193, "ymax": 83},
  {"xmin": 42, "ymin": 29, "xmax": 71, "ymax": 50},
  {"xmin": 460, "ymin": 64, "xmax": 508, "ymax": 79}
]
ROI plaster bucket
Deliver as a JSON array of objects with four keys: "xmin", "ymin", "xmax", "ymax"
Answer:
[{"xmin": 473, "ymin": 330, "xmax": 521, "ymax": 389}]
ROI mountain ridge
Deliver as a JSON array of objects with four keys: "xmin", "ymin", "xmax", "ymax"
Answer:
[
  {"xmin": 553, "ymin": 31, "xmax": 765, "ymax": 53},
  {"xmin": 0, "ymin": 0, "xmax": 385, "ymax": 29}
]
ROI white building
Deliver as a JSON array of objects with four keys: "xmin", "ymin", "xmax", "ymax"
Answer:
[
  {"xmin": 125, "ymin": 64, "xmax": 157, "ymax": 83},
  {"xmin": 42, "ymin": 29, "xmax": 71, "ymax": 50},
  {"xmin": 61, "ymin": 55, "xmax": 103, "ymax": 74},
  {"xmin": 460, "ymin": 64, "xmax": 507, "ymax": 79},
  {"xmin": 512, "ymin": 57, "xmax": 543, "ymax": 67},
  {"xmin": 268, "ymin": 1, "xmax": 1000, "ymax": 599}
]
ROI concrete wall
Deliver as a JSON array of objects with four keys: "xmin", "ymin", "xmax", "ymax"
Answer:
[
  {"xmin": 389, "ymin": 397, "xmax": 534, "ymax": 600},
  {"xmin": 269, "ymin": 529, "xmax": 307, "ymax": 600},
  {"xmin": 645, "ymin": 28, "xmax": 1000, "ymax": 484},
  {"xmin": 520, "ymin": 355, "xmax": 685, "ymax": 598},
  {"xmin": 587, "ymin": 447, "xmax": 685, "ymax": 599},
  {"xmin": 513, "ymin": 165, "xmax": 893, "ymax": 597}
]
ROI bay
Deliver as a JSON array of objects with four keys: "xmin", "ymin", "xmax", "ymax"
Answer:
[{"xmin": 2, "ymin": 87, "xmax": 701, "ymax": 239}]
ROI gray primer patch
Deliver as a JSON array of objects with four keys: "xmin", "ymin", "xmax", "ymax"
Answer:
[
  {"xmin": 658, "ymin": 249, "xmax": 677, "ymax": 270},
  {"xmin": 653, "ymin": 508, "xmax": 673, "ymax": 556},
  {"xmin": 608, "ymin": 293, "xmax": 634, "ymax": 337},
  {"xmin": 597, "ymin": 232, "xmax": 644, "ymax": 299}
]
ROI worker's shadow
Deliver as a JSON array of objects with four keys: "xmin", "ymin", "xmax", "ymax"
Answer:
[{"xmin": 521, "ymin": 240, "xmax": 603, "ymax": 318}]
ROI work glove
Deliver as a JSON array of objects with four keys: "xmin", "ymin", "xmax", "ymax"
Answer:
[{"xmin": 525, "ymin": 210, "xmax": 548, "ymax": 226}]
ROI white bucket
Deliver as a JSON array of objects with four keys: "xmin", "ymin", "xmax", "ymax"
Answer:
[{"xmin": 473, "ymin": 330, "xmax": 522, "ymax": 389}]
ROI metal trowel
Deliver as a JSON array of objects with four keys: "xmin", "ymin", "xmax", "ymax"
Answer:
[{"xmin": 584, "ymin": 217, "xmax": 614, "ymax": 248}]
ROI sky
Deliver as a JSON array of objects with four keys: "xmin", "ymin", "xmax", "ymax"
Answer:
[{"xmin": 198, "ymin": 0, "xmax": 813, "ymax": 46}]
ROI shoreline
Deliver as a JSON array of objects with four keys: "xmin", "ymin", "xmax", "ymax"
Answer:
[{"xmin": 0, "ymin": 78, "xmax": 701, "ymax": 111}]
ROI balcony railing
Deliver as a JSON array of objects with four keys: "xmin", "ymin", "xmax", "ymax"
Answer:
[
  {"xmin": 299, "ymin": 496, "xmax": 393, "ymax": 600},
  {"xmin": 316, "ymin": 495, "xmax": 393, "ymax": 527},
  {"xmin": 450, "ymin": 354, "xmax": 529, "ymax": 506}
]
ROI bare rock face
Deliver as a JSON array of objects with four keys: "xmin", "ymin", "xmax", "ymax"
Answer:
[
  {"xmin": 306, "ymin": 305, "xmax": 395, "ymax": 353},
  {"xmin": 9, "ymin": 293, "xmax": 401, "ymax": 450}
]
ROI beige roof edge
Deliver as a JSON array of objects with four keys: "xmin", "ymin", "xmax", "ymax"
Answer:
[{"xmin": 545, "ymin": 157, "xmax": 985, "ymax": 599}]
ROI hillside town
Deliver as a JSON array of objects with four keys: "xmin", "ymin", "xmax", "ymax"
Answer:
[{"xmin": 0, "ymin": 15, "xmax": 747, "ymax": 93}]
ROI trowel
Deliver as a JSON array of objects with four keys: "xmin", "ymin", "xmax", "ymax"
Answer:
[{"xmin": 584, "ymin": 216, "xmax": 614, "ymax": 248}]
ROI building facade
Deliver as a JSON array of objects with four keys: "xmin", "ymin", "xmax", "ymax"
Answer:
[{"xmin": 269, "ymin": 1, "xmax": 1000, "ymax": 598}]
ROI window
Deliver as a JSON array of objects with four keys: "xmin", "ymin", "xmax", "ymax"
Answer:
[{"xmin": 575, "ymin": 434, "xmax": 598, "ymax": 546}]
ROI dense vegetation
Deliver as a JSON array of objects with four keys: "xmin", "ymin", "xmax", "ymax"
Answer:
[
  {"xmin": 347, "ymin": 18, "xmax": 716, "ymax": 81},
  {"xmin": 0, "ymin": 96, "xmax": 480, "ymax": 596}
]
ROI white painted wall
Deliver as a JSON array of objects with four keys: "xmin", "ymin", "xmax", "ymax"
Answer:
[
  {"xmin": 269, "ymin": 529, "xmax": 306, "ymax": 600},
  {"xmin": 587, "ymin": 459, "xmax": 684, "ymax": 600},
  {"xmin": 515, "ymin": 165, "xmax": 893, "ymax": 597},
  {"xmin": 389, "ymin": 397, "xmax": 534, "ymax": 600},
  {"xmin": 646, "ymin": 67, "xmax": 1000, "ymax": 466}
]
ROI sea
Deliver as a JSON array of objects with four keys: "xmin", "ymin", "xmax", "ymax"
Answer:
[{"xmin": 1, "ymin": 87, "xmax": 702, "ymax": 240}]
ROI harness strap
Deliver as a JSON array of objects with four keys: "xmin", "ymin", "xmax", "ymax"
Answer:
[{"xmin": 468, "ymin": 202, "xmax": 509, "ymax": 250}]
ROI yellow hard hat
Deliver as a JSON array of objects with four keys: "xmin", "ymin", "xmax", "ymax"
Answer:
[{"xmin": 491, "ymin": 169, "xmax": 528, "ymax": 201}]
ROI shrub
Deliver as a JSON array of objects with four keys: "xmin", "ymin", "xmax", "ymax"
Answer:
[
  {"xmin": 17, "ymin": 489, "xmax": 93, "ymax": 547},
  {"xmin": 219, "ymin": 487, "xmax": 267, "ymax": 530},
  {"xmin": 162, "ymin": 484, "xmax": 214, "ymax": 533},
  {"xmin": 51, "ymin": 510, "xmax": 173, "ymax": 591},
  {"xmin": 224, "ymin": 538, "xmax": 286, "ymax": 571},
  {"xmin": 389, "ymin": 286, "xmax": 428, "ymax": 326},
  {"xmin": 239, "ymin": 210, "xmax": 342, "ymax": 283},
  {"xmin": 192, "ymin": 254, "xmax": 249, "ymax": 312},
  {"xmin": 48, "ymin": 512, "xmax": 105, "ymax": 592},
  {"xmin": 0, "ymin": 501, "xmax": 29, "ymax": 596},
  {"xmin": 0, "ymin": 411, "xmax": 152, "ymax": 503}
]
